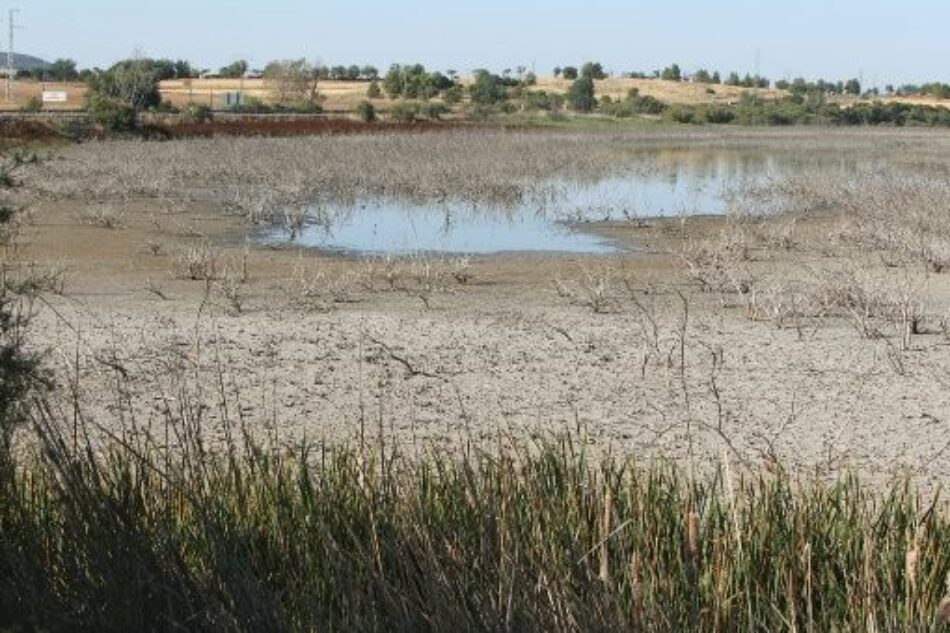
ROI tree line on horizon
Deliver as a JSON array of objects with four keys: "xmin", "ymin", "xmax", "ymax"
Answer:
[
  {"xmin": 17, "ymin": 55, "xmax": 950, "ymax": 133},
  {"xmin": 27, "ymin": 55, "xmax": 950, "ymax": 99}
]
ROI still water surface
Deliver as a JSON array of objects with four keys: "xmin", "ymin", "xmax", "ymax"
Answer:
[{"xmin": 257, "ymin": 150, "xmax": 862, "ymax": 256}]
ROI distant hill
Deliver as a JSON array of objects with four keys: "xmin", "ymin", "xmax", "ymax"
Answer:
[{"xmin": 4, "ymin": 53, "xmax": 51, "ymax": 72}]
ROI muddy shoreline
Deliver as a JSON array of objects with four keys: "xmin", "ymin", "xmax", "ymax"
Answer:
[{"xmin": 14, "ymin": 128, "xmax": 950, "ymax": 487}]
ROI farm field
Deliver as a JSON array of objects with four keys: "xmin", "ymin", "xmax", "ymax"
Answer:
[{"xmin": 2, "ymin": 75, "xmax": 947, "ymax": 113}]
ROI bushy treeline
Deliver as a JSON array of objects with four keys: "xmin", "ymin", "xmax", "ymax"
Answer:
[
  {"xmin": 380, "ymin": 64, "xmax": 537, "ymax": 105},
  {"xmin": 554, "ymin": 62, "xmax": 607, "ymax": 80},
  {"xmin": 21, "ymin": 53, "xmax": 950, "ymax": 106},
  {"xmin": 555, "ymin": 61, "xmax": 763, "ymax": 87},
  {"xmin": 382, "ymin": 64, "xmax": 459, "ymax": 100},
  {"xmin": 29, "ymin": 53, "xmax": 950, "ymax": 132},
  {"xmin": 309, "ymin": 64, "xmax": 380, "ymax": 81},
  {"xmin": 599, "ymin": 88, "xmax": 666, "ymax": 117},
  {"xmin": 892, "ymin": 82, "xmax": 950, "ymax": 99},
  {"xmin": 620, "ymin": 64, "xmax": 772, "ymax": 89},
  {"xmin": 556, "ymin": 60, "xmax": 871, "ymax": 98},
  {"xmin": 365, "ymin": 63, "xmax": 950, "ymax": 127},
  {"xmin": 512, "ymin": 82, "xmax": 950, "ymax": 128},
  {"xmin": 15, "ymin": 57, "xmax": 197, "ymax": 84},
  {"xmin": 662, "ymin": 93, "xmax": 950, "ymax": 127},
  {"xmin": 775, "ymin": 77, "xmax": 862, "ymax": 96}
]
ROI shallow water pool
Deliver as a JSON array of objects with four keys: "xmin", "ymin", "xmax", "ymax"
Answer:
[{"xmin": 255, "ymin": 149, "xmax": 854, "ymax": 256}]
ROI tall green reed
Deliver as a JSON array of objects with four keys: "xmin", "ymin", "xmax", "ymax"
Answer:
[{"xmin": 2, "ymin": 401, "xmax": 950, "ymax": 632}]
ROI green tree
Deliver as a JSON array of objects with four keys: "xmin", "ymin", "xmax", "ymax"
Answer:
[
  {"xmin": 330, "ymin": 65, "xmax": 347, "ymax": 80},
  {"xmin": 581, "ymin": 62, "xmax": 606, "ymax": 80},
  {"xmin": 45, "ymin": 58, "xmax": 79, "ymax": 81},
  {"xmin": 147, "ymin": 60, "xmax": 171, "ymax": 80},
  {"xmin": 660, "ymin": 64, "xmax": 682, "ymax": 81},
  {"xmin": 84, "ymin": 58, "xmax": 162, "ymax": 129},
  {"xmin": 367, "ymin": 81, "xmax": 382, "ymax": 98},
  {"xmin": 469, "ymin": 69, "xmax": 508, "ymax": 105},
  {"xmin": 442, "ymin": 84, "xmax": 464, "ymax": 105},
  {"xmin": 403, "ymin": 65, "xmax": 439, "ymax": 99},
  {"xmin": 383, "ymin": 64, "xmax": 405, "ymax": 97},
  {"xmin": 219, "ymin": 60, "xmax": 249, "ymax": 78},
  {"xmin": 567, "ymin": 75, "xmax": 595, "ymax": 112},
  {"xmin": 422, "ymin": 102, "xmax": 448, "ymax": 120},
  {"xmin": 428, "ymin": 72, "xmax": 454, "ymax": 92},
  {"xmin": 562, "ymin": 66, "xmax": 578, "ymax": 80},
  {"xmin": 631, "ymin": 94, "xmax": 666, "ymax": 114},
  {"xmin": 173, "ymin": 59, "xmax": 195, "ymax": 79},
  {"xmin": 85, "ymin": 93, "xmax": 136, "ymax": 131},
  {"xmin": 388, "ymin": 102, "xmax": 419, "ymax": 122},
  {"xmin": 264, "ymin": 59, "xmax": 320, "ymax": 106},
  {"xmin": 355, "ymin": 100, "xmax": 376, "ymax": 122},
  {"xmin": 383, "ymin": 64, "xmax": 435, "ymax": 98},
  {"xmin": 844, "ymin": 78, "xmax": 862, "ymax": 95}
]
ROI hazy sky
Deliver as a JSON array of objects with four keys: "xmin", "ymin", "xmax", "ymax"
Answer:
[{"xmin": 15, "ymin": 0, "xmax": 950, "ymax": 86}]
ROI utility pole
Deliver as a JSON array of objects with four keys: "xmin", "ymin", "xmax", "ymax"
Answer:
[{"xmin": 6, "ymin": 8, "xmax": 20, "ymax": 103}]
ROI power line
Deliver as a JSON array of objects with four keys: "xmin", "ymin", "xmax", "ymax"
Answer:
[{"xmin": 6, "ymin": 7, "xmax": 21, "ymax": 102}]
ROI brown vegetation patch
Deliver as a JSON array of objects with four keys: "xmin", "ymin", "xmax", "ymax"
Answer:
[
  {"xmin": 0, "ymin": 117, "xmax": 64, "ymax": 142},
  {"xmin": 163, "ymin": 116, "xmax": 477, "ymax": 138}
]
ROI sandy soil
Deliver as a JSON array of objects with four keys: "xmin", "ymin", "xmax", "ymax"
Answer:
[{"xmin": 14, "ymin": 179, "xmax": 950, "ymax": 488}]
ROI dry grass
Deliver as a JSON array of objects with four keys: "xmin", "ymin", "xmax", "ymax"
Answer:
[
  {"xmin": 534, "ymin": 76, "xmax": 789, "ymax": 105},
  {"xmin": 2, "ymin": 76, "xmax": 946, "ymax": 115},
  {"xmin": 27, "ymin": 127, "xmax": 942, "ymax": 224},
  {"xmin": 674, "ymin": 154, "xmax": 950, "ymax": 362},
  {"xmin": 77, "ymin": 202, "xmax": 125, "ymax": 229}
]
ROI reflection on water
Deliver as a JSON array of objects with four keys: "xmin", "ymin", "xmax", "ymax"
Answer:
[
  {"xmin": 270, "ymin": 204, "xmax": 620, "ymax": 255},
  {"xmin": 257, "ymin": 149, "xmax": 877, "ymax": 256}
]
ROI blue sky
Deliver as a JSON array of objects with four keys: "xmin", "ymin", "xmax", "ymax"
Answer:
[{"xmin": 16, "ymin": 0, "xmax": 950, "ymax": 86}]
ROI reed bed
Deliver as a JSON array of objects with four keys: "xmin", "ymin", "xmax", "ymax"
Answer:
[
  {"xmin": 2, "ymin": 404, "xmax": 950, "ymax": 633},
  {"xmin": 26, "ymin": 127, "xmax": 949, "ymax": 223}
]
